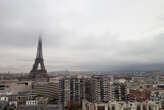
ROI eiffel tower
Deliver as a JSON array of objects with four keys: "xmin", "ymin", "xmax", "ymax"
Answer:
[{"xmin": 29, "ymin": 36, "xmax": 49, "ymax": 80}]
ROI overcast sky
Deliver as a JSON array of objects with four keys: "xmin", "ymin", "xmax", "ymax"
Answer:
[{"xmin": 0, "ymin": 0, "xmax": 164, "ymax": 73}]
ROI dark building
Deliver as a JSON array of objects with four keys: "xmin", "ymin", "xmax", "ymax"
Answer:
[
  {"xmin": 70, "ymin": 78, "xmax": 86, "ymax": 104},
  {"xmin": 85, "ymin": 78, "xmax": 92, "ymax": 102},
  {"xmin": 112, "ymin": 83, "xmax": 128, "ymax": 101}
]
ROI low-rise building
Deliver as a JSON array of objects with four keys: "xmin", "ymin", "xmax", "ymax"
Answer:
[{"xmin": 82, "ymin": 100, "xmax": 162, "ymax": 110}]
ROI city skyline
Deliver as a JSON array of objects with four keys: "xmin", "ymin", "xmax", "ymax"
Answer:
[{"xmin": 0, "ymin": 0, "xmax": 164, "ymax": 72}]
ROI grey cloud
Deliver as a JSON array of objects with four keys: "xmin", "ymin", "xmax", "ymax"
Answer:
[{"xmin": 0, "ymin": 0, "xmax": 164, "ymax": 72}]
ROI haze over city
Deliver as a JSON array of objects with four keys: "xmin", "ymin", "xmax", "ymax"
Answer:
[{"xmin": 0, "ymin": 0, "xmax": 164, "ymax": 72}]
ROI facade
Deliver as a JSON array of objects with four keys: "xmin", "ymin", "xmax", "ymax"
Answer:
[
  {"xmin": 85, "ymin": 78, "xmax": 93, "ymax": 102},
  {"xmin": 90, "ymin": 76, "xmax": 112, "ymax": 102},
  {"xmin": 0, "ymin": 81, "xmax": 32, "ymax": 95},
  {"xmin": 32, "ymin": 82, "xmax": 59, "ymax": 102},
  {"xmin": 129, "ymin": 89, "xmax": 151, "ymax": 102},
  {"xmin": 82, "ymin": 100, "xmax": 162, "ymax": 110},
  {"xmin": 70, "ymin": 78, "xmax": 86, "ymax": 104},
  {"xmin": 112, "ymin": 83, "xmax": 128, "ymax": 101},
  {"xmin": 0, "ymin": 93, "xmax": 40, "ymax": 107},
  {"xmin": 58, "ymin": 77, "xmax": 86, "ymax": 107},
  {"xmin": 58, "ymin": 78, "xmax": 71, "ymax": 106},
  {"xmin": 150, "ymin": 90, "xmax": 164, "ymax": 102}
]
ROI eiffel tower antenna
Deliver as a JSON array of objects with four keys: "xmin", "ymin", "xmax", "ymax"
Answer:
[{"xmin": 36, "ymin": 35, "xmax": 43, "ymax": 59}]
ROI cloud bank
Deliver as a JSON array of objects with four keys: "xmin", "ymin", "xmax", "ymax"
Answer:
[{"xmin": 0, "ymin": 0, "xmax": 164, "ymax": 72}]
